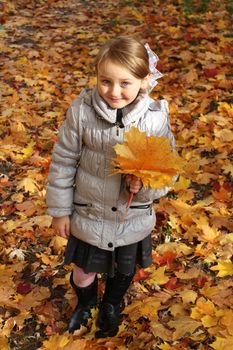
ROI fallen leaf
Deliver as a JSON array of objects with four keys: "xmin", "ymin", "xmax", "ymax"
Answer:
[
  {"xmin": 168, "ymin": 316, "xmax": 202, "ymax": 340},
  {"xmin": 146, "ymin": 266, "xmax": 170, "ymax": 285},
  {"xmin": 210, "ymin": 260, "xmax": 233, "ymax": 277},
  {"xmin": 210, "ymin": 336, "xmax": 233, "ymax": 350}
]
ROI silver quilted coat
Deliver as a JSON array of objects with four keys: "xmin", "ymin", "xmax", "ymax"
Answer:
[{"xmin": 46, "ymin": 88, "xmax": 175, "ymax": 251}]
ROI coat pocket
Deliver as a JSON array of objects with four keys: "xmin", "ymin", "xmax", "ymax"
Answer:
[
  {"xmin": 129, "ymin": 203, "xmax": 153, "ymax": 215},
  {"xmin": 73, "ymin": 202, "xmax": 94, "ymax": 218},
  {"xmin": 73, "ymin": 202, "xmax": 92, "ymax": 208}
]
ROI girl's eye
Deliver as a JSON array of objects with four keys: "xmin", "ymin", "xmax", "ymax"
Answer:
[
  {"xmin": 121, "ymin": 82, "xmax": 129, "ymax": 87},
  {"xmin": 102, "ymin": 80, "xmax": 110, "ymax": 85}
]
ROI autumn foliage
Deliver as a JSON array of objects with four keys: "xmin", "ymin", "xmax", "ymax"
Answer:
[
  {"xmin": 0, "ymin": 0, "xmax": 233, "ymax": 350},
  {"xmin": 112, "ymin": 127, "xmax": 183, "ymax": 188}
]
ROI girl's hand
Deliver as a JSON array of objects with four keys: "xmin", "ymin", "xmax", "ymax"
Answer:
[
  {"xmin": 125, "ymin": 174, "xmax": 143, "ymax": 194},
  {"xmin": 52, "ymin": 216, "xmax": 70, "ymax": 238}
]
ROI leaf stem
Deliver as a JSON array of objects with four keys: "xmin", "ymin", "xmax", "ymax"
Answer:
[{"xmin": 120, "ymin": 192, "xmax": 134, "ymax": 224}]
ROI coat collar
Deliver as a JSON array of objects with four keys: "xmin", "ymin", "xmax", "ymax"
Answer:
[{"xmin": 91, "ymin": 87, "xmax": 151, "ymax": 127}]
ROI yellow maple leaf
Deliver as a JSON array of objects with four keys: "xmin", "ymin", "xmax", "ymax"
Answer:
[
  {"xmin": 0, "ymin": 336, "xmax": 9, "ymax": 350},
  {"xmin": 124, "ymin": 297, "xmax": 161, "ymax": 321},
  {"xmin": 17, "ymin": 286, "xmax": 50, "ymax": 311},
  {"xmin": 173, "ymin": 175, "xmax": 191, "ymax": 191},
  {"xmin": 112, "ymin": 127, "xmax": 183, "ymax": 188},
  {"xmin": 193, "ymin": 216, "xmax": 220, "ymax": 243},
  {"xmin": 175, "ymin": 267, "xmax": 201, "ymax": 280},
  {"xmin": 42, "ymin": 333, "xmax": 71, "ymax": 349},
  {"xmin": 63, "ymin": 338, "xmax": 88, "ymax": 350},
  {"xmin": 221, "ymin": 309, "xmax": 233, "ymax": 336},
  {"xmin": 179, "ymin": 290, "xmax": 198, "ymax": 304},
  {"xmin": 151, "ymin": 322, "xmax": 173, "ymax": 342},
  {"xmin": 49, "ymin": 236, "xmax": 67, "ymax": 254},
  {"xmin": 17, "ymin": 177, "xmax": 39, "ymax": 194},
  {"xmin": 146, "ymin": 266, "xmax": 170, "ymax": 285},
  {"xmin": 156, "ymin": 242, "xmax": 193, "ymax": 256},
  {"xmin": 210, "ymin": 336, "xmax": 233, "ymax": 350},
  {"xmin": 201, "ymin": 314, "xmax": 219, "ymax": 328},
  {"xmin": 158, "ymin": 343, "xmax": 179, "ymax": 350},
  {"xmin": 36, "ymin": 253, "xmax": 60, "ymax": 268},
  {"xmin": 168, "ymin": 316, "xmax": 202, "ymax": 340},
  {"xmin": 191, "ymin": 298, "xmax": 218, "ymax": 324},
  {"xmin": 217, "ymin": 102, "xmax": 233, "ymax": 118},
  {"xmin": 210, "ymin": 260, "xmax": 233, "ymax": 277}
]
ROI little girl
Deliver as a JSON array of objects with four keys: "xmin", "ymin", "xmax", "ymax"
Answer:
[{"xmin": 46, "ymin": 36, "xmax": 175, "ymax": 338}]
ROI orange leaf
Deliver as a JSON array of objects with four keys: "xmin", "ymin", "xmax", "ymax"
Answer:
[
  {"xmin": 133, "ymin": 268, "xmax": 150, "ymax": 282},
  {"xmin": 165, "ymin": 277, "xmax": 183, "ymax": 290},
  {"xmin": 112, "ymin": 127, "xmax": 183, "ymax": 188}
]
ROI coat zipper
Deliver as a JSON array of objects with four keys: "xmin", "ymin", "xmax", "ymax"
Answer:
[{"xmin": 115, "ymin": 122, "xmax": 120, "ymax": 136}]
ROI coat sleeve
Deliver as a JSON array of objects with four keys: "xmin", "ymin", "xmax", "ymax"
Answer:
[
  {"xmin": 46, "ymin": 99, "xmax": 83, "ymax": 217},
  {"xmin": 132, "ymin": 99, "xmax": 177, "ymax": 203}
]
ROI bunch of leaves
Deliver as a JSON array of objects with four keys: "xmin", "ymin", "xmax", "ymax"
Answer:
[{"xmin": 112, "ymin": 127, "xmax": 183, "ymax": 188}]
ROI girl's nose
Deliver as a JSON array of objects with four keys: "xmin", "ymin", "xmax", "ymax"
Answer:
[{"xmin": 111, "ymin": 84, "xmax": 120, "ymax": 96}]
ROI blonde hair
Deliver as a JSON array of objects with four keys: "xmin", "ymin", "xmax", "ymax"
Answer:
[{"xmin": 95, "ymin": 36, "xmax": 149, "ymax": 79}]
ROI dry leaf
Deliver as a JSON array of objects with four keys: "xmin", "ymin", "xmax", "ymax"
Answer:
[
  {"xmin": 210, "ymin": 336, "xmax": 233, "ymax": 350},
  {"xmin": 112, "ymin": 127, "xmax": 183, "ymax": 188},
  {"xmin": 210, "ymin": 260, "xmax": 233, "ymax": 277},
  {"xmin": 168, "ymin": 316, "xmax": 202, "ymax": 340}
]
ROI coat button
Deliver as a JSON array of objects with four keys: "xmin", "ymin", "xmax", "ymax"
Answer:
[
  {"xmin": 108, "ymin": 242, "xmax": 113, "ymax": 248},
  {"xmin": 111, "ymin": 207, "xmax": 117, "ymax": 211}
]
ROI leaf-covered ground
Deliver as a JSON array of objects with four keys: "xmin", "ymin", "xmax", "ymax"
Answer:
[{"xmin": 0, "ymin": 0, "xmax": 233, "ymax": 349}]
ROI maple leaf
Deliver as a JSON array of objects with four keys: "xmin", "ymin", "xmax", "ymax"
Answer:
[
  {"xmin": 17, "ymin": 177, "xmax": 39, "ymax": 194},
  {"xmin": 13, "ymin": 140, "xmax": 35, "ymax": 163},
  {"xmin": 175, "ymin": 267, "xmax": 201, "ymax": 280},
  {"xmin": 151, "ymin": 322, "xmax": 173, "ymax": 342},
  {"xmin": 179, "ymin": 290, "xmax": 199, "ymax": 305},
  {"xmin": 41, "ymin": 333, "xmax": 71, "ymax": 349},
  {"xmin": 168, "ymin": 316, "xmax": 202, "ymax": 340},
  {"xmin": 173, "ymin": 175, "xmax": 191, "ymax": 191},
  {"xmin": 203, "ymin": 67, "xmax": 219, "ymax": 78},
  {"xmin": 124, "ymin": 297, "xmax": 161, "ymax": 322},
  {"xmin": 146, "ymin": 266, "xmax": 170, "ymax": 285},
  {"xmin": 112, "ymin": 127, "xmax": 183, "ymax": 189},
  {"xmin": 17, "ymin": 286, "xmax": 50, "ymax": 311},
  {"xmin": 156, "ymin": 242, "xmax": 193, "ymax": 256},
  {"xmin": 132, "ymin": 267, "xmax": 150, "ymax": 282},
  {"xmin": 49, "ymin": 236, "xmax": 67, "ymax": 254},
  {"xmin": 210, "ymin": 336, "xmax": 233, "ymax": 350},
  {"xmin": 0, "ymin": 336, "xmax": 9, "ymax": 350},
  {"xmin": 210, "ymin": 260, "xmax": 233, "ymax": 277},
  {"xmin": 164, "ymin": 277, "xmax": 183, "ymax": 290},
  {"xmin": 158, "ymin": 343, "xmax": 179, "ymax": 350}
]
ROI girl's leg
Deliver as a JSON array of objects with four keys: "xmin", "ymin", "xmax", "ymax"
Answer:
[
  {"xmin": 95, "ymin": 270, "xmax": 134, "ymax": 338},
  {"xmin": 72, "ymin": 265, "xmax": 96, "ymax": 287},
  {"xmin": 68, "ymin": 265, "xmax": 98, "ymax": 332}
]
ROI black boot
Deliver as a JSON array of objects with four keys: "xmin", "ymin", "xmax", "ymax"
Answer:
[
  {"xmin": 95, "ymin": 271, "xmax": 134, "ymax": 338},
  {"xmin": 68, "ymin": 273, "xmax": 98, "ymax": 332}
]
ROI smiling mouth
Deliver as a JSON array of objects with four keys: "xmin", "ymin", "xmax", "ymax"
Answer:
[{"xmin": 109, "ymin": 98, "xmax": 121, "ymax": 102}]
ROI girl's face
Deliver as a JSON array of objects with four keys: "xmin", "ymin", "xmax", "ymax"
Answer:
[{"xmin": 97, "ymin": 60, "xmax": 148, "ymax": 109}]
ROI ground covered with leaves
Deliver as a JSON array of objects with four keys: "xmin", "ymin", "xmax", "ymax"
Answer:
[{"xmin": 0, "ymin": 0, "xmax": 233, "ymax": 349}]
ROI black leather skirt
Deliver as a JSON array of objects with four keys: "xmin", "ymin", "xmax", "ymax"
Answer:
[{"xmin": 64, "ymin": 234, "xmax": 152, "ymax": 277}]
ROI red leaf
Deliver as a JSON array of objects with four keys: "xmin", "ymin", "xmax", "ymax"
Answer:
[
  {"xmin": 212, "ymin": 181, "xmax": 221, "ymax": 191},
  {"xmin": 155, "ymin": 251, "xmax": 177, "ymax": 266},
  {"xmin": 17, "ymin": 282, "xmax": 33, "ymax": 295},
  {"xmin": 195, "ymin": 276, "xmax": 208, "ymax": 288},
  {"xmin": 223, "ymin": 181, "xmax": 233, "ymax": 192},
  {"xmin": 133, "ymin": 268, "xmax": 150, "ymax": 282},
  {"xmin": 164, "ymin": 277, "xmax": 182, "ymax": 290},
  {"xmin": 203, "ymin": 68, "xmax": 219, "ymax": 78}
]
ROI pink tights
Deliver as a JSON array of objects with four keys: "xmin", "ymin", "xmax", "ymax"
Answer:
[{"xmin": 72, "ymin": 265, "xmax": 96, "ymax": 288}]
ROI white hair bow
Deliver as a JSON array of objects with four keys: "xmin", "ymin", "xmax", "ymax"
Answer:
[{"xmin": 144, "ymin": 43, "xmax": 163, "ymax": 91}]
